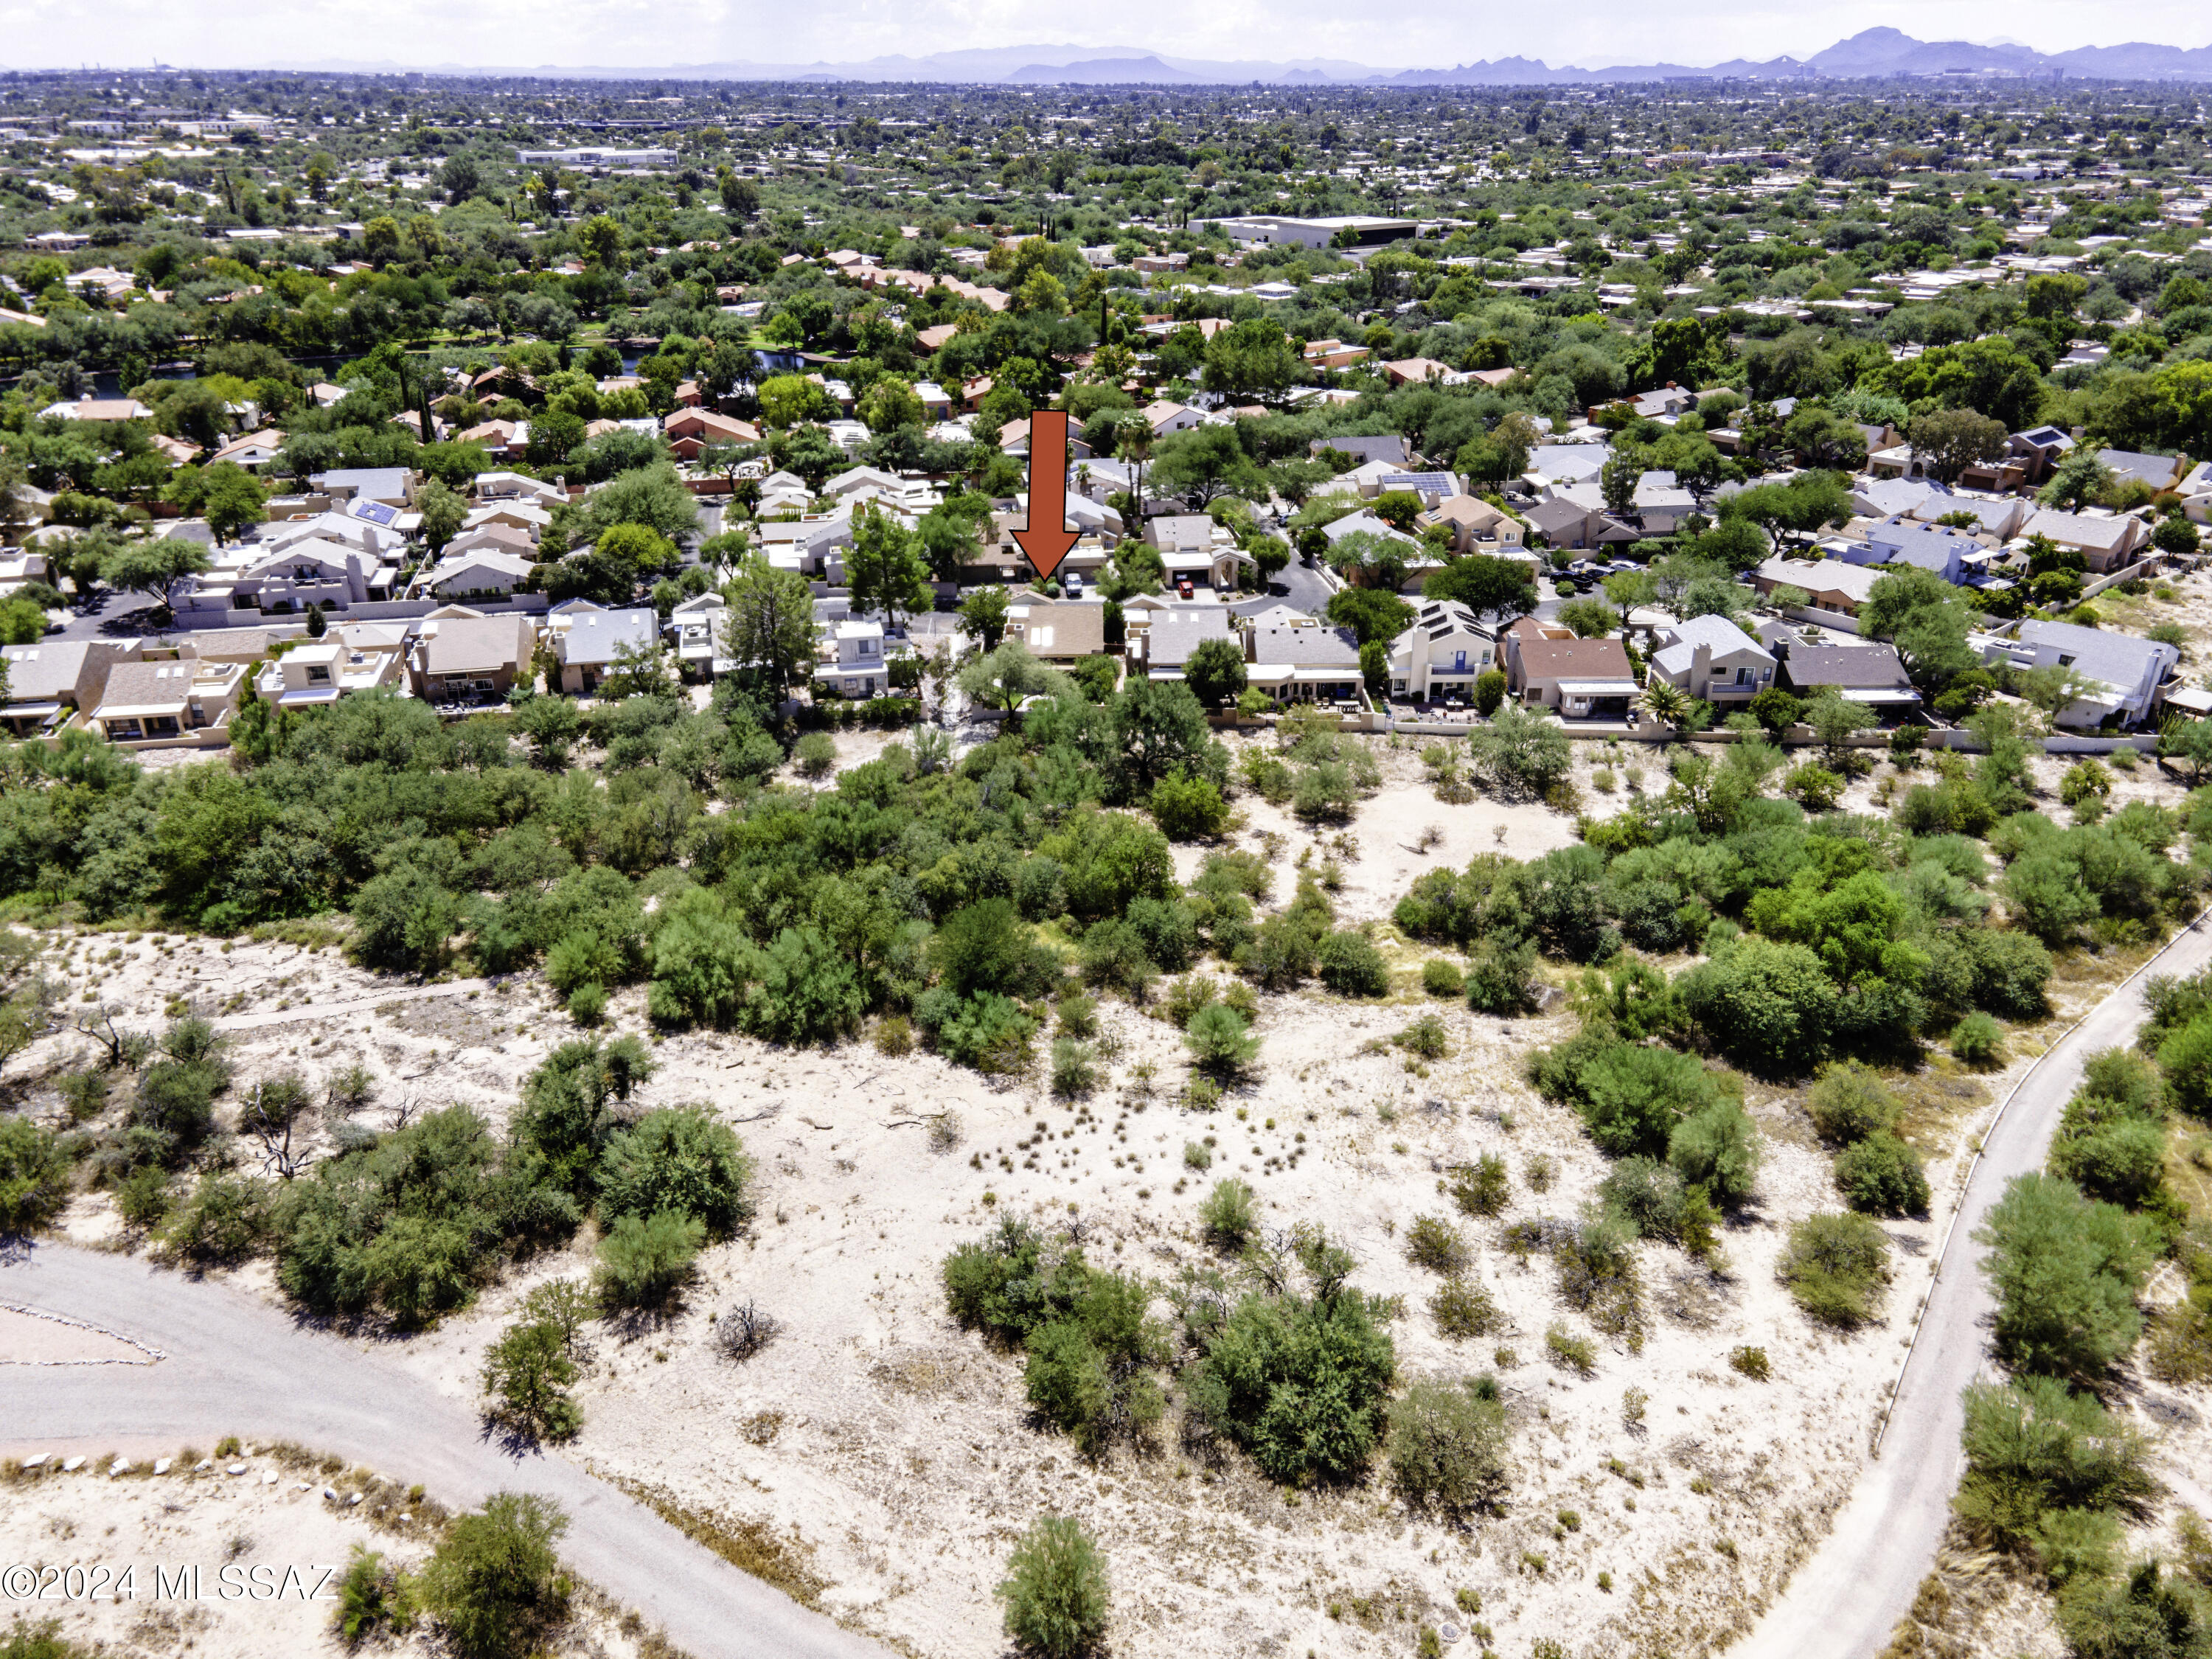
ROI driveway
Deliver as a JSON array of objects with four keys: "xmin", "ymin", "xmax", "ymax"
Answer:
[
  {"xmin": 1738, "ymin": 916, "xmax": 2212, "ymax": 1659},
  {"xmin": 0, "ymin": 1243, "xmax": 883, "ymax": 1659}
]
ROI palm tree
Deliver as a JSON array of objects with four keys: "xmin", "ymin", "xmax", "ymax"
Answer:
[
  {"xmin": 1118, "ymin": 423, "xmax": 1153, "ymax": 522},
  {"xmin": 1639, "ymin": 681, "xmax": 1691, "ymax": 730}
]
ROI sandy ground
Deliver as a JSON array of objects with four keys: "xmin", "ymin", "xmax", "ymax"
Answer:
[
  {"xmin": 0, "ymin": 1449, "xmax": 677, "ymax": 1658},
  {"xmin": 6, "ymin": 711, "xmax": 2205, "ymax": 1659}
]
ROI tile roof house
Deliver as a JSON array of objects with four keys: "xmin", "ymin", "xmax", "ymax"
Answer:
[
  {"xmin": 1385, "ymin": 599, "xmax": 1498, "ymax": 702},
  {"xmin": 1960, "ymin": 424, "xmax": 2073, "ymax": 491},
  {"xmin": 85, "ymin": 657, "xmax": 247, "ymax": 745},
  {"xmin": 1978, "ymin": 619, "xmax": 2179, "ymax": 727},
  {"xmin": 1244, "ymin": 622, "xmax": 1364, "ymax": 705},
  {"xmin": 1846, "ymin": 516, "xmax": 1978, "ymax": 583},
  {"xmin": 2098, "ymin": 449, "xmax": 2188, "ymax": 493},
  {"xmin": 1004, "ymin": 599, "xmax": 1108, "ymax": 661},
  {"xmin": 1753, "ymin": 557, "xmax": 1883, "ymax": 616},
  {"xmin": 251, "ymin": 633, "xmax": 408, "ymax": 709},
  {"xmin": 408, "ymin": 609, "xmax": 539, "ymax": 707},
  {"xmin": 423, "ymin": 549, "xmax": 535, "ymax": 604},
  {"xmin": 1500, "ymin": 618, "xmax": 1637, "ymax": 719},
  {"xmin": 2020, "ymin": 508, "xmax": 2149, "ymax": 572},
  {"xmin": 1649, "ymin": 615, "xmax": 1776, "ymax": 704},
  {"xmin": 1310, "ymin": 434, "xmax": 1409, "ymax": 468},
  {"xmin": 1778, "ymin": 642, "xmax": 1921, "ymax": 710},
  {"xmin": 1142, "ymin": 608, "xmax": 1236, "ymax": 681},
  {"xmin": 551, "ymin": 605, "xmax": 659, "ymax": 695},
  {"xmin": 0, "ymin": 639, "xmax": 142, "ymax": 738}
]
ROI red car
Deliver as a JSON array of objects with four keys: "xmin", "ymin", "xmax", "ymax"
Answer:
[{"xmin": 1175, "ymin": 577, "xmax": 1194, "ymax": 598}]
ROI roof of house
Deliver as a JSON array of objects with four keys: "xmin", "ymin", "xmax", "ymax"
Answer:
[
  {"xmin": 2011, "ymin": 619, "xmax": 2179, "ymax": 689},
  {"xmin": 1145, "ymin": 608, "xmax": 1234, "ymax": 669},
  {"xmin": 313, "ymin": 467, "xmax": 410, "ymax": 502},
  {"xmin": 429, "ymin": 550, "xmax": 535, "ymax": 585},
  {"xmin": 2023, "ymin": 508, "xmax": 2142, "ymax": 552},
  {"xmin": 1756, "ymin": 557, "xmax": 1882, "ymax": 605},
  {"xmin": 1786, "ymin": 643, "xmax": 1916, "ymax": 692},
  {"xmin": 93, "ymin": 660, "xmax": 195, "ymax": 716},
  {"xmin": 1527, "ymin": 444, "xmax": 1608, "ymax": 482},
  {"xmin": 1855, "ymin": 476, "xmax": 1954, "ymax": 518},
  {"xmin": 1248, "ymin": 623, "xmax": 1359, "ymax": 668},
  {"xmin": 1862, "ymin": 515, "xmax": 1974, "ymax": 573},
  {"xmin": 558, "ymin": 607, "xmax": 658, "ymax": 667},
  {"xmin": 1006, "ymin": 599, "xmax": 1107, "ymax": 657},
  {"xmin": 2097, "ymin": 448, "xmax": 2182, "ymax": 488},
  {"xmin": 420, "ymin": 615, "xmax": 531, "ymax": 676},
  {"xmin": 1523, "ymin": 497, "xmax": 1594, "ymax": 535},
  {"xmin": 1652, "ymin": 614, "xmax": 1773, "ymax": 676},
  {"xmin": 1, "ymin": 640, "xmax": 97, "ymax": 703},
  {"xmin": 1310, "ymin": 434, "xmax": 1408, "ymax": 466},
  {"xmin": 1514, "ymin": 634, "xmax": 1635, "ymax": 684},
  {"xmin": 1427, "ymin": 494, "xmax": 1509, "ymax": 528}
]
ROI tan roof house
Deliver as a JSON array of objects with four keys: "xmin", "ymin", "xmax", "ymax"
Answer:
[
  {"xmin": 85, "ymin": 658, "xmax": 247, "ymax": 746},
  {"xmin": 408, "ymin": 608, "xmax": 538, "ymax": 707}
]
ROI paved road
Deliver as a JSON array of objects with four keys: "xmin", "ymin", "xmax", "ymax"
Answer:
[
  {"xmin": 0, "ymin": 1244, "xmax": 883, "ymax": 1659},
  {"xmin": 1739, "ymin": 917, "xmax": 2212, "ymax": 1659}
]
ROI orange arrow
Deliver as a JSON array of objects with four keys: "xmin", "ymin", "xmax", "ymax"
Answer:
[{"xmin": 1012, "ymin": 408, "xmax": 1079, "ymax": 583}]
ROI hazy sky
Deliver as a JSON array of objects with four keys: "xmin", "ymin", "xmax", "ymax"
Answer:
[{"xmin": 6, "ymin": 0, "xmax": 2210, "ymax": 72}]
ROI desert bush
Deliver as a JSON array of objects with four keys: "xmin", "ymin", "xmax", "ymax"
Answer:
[
  {"xmin": 55, "ymin": 1068, "xmax": 108, "ymax": 1121},
  {"xmin": 1051, "ymin": 1040, "xmax": 1102, "ymax": 1100},
  {"xmin": 1955, "ymin": 1373, "xmax": 2157, "ymax": 1554},
  {"xmin": 1805, "ymin": 1062, "xmax": 1900, "ymax": 1144},
  {"xmin": 1315, "ymin": 929, "xmax": 1390, "ymax": 997},
  {"xmin": 794, "ymin": 731, "xmax": 836, "ymax": 779},
  {"xmin": 1394, "ymin": 1014, "xmax": 1451, "ymax": 1060},
  {"xmin": 1461, "ymin": 936, "xmax": 1536, "ymax": 1015},
  {"xmin": 997, "ymin": 1514, "xmax": 1108, "ymax": 1659},
  {"xmin": 1532, "ymin": 1032, "xmax": 1721, "ymax": 1159},
  {"xmin": 1422, "ymin": 960, "xmax": 1466, "ymax": 998},
  {"xmin": 1447, "ymin": 1154, "xmax": 1510, "ymax": 1219},
  {"xmin": 1835, "ymin": 1132, "xmax": 1932, "ymax": 1217},
  {"xmin": 1056, "ymin": 992, "xmax": 1099, "ymax": 1040},
  {"xmin": 417, "ymin": 1492, "xmax": 571, "ymax": 1659},
  {"xmin": 1544, "ymin": 1322, "xmax": 1596, "ymax": 1375},
  {"xmin": 480, "ymin": 1318, "xmax": 580, "ymax": 1443},
  {"xmin": 1183, "ymin": 1140, "xmax": 1212, "ymax": 1170},
  {"xmin": 1405, "ymin": 1214, "xmax": 1472, "ymax": 1276},
  {"xmin": 593, "ymin": 1210, "xmax": 704, "ymax": 1310},
  {"xmin": 1667, "ymin": 1099, "xmax": 1761, "ymax": 1208},
  {"xmin": 1951, "ymin": 1012, "xmax": 2006, "ymax": 1067},
  {"xmin": 1430, "ymin": 1277, "xmax": 1502, "ymax": 1340},
  {"xmin": 2056, "ymin": 1559, "xmax": 2212, "ymax": 1659},
  {"xmin": 0, "ymin": 1116, "xmax": 71, "ymax": 1234},
  {"xmin": 1184, "ymin": 1004, "xmax": 1259, "ymax": 1077},
  {"xmin": 874, "ymin": 1015, "xmax": 914, "ymax": 1057},
  {"xmin": 714, "ymin": 1298, "xmax": 783, "ymax": 1363},
  {"xmin": 1975, "ymin": 1172, "xmax": 2154, "ymax": 1378},
  {"xmin": 111, "ymin": 1164, "xmax": 172, "ymax": 1230},
  {"xmin": 919, "ymin": 990, "xmax": 1037, "ymax": 1075},
  {"xmin": 1200, "ymin": 1179, "xmax": 1257, "ymax": 1251},
  {"xmin": 1778, "ymin": 1211, "xmax": 1891, "ymax": 1328},
  {"xmin": 565, "ymin": 982, "xmax": 606, "ymax": 1025},
  {"xmin": 1554, "ymin": 1211, "xmax": 1644, "ymax": 1343},
  {"xmin": 334, "ymin": 1545, "xmax": 414, "ymax": 1644},
  {"xmin": 1387, "ymin": 1377, "xmax": 1509, "ymax": 1514},
  {"xmin": 596, "ymin": 1107, "xmax": 754, "ymax": 1238},
  {"xmin": 1728, "ymin": 1345, "xmax": 1770, "ymax": 1381},
  {"xmin": 1150, "ymin": 772, "xmax": 1229, "ymax": 840},
  {"xmin": 161, "ymin": 1171, "xmax": 267, "ymax": 1265}
]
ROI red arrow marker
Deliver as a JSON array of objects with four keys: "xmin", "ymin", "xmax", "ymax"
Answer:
[{"xmin": 1012, "ymin": 408, "xmax": 1079, "ymax": 583}]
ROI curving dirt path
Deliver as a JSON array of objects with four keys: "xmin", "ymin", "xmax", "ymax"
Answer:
[
  {"xmin": 0, "ymin": 1242, "xmax": 883, "ymax": 1659},
  {"xmin": 1739, "ymin": 917, "xmax": 2212, "ymax": 1659}
]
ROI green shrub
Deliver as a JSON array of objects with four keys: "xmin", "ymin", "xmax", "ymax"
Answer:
[
  {"xmin": 1386, "ymin": 1377, "xmax": 1509, "ymax": 1514},
  {"xmin": 1183, "ymin": 1278, "xmax": 1397, "ymax": 1484},
  {"xmin": 1834, "ymin": 1132, "xmax": 1931, "ymax": 1217},
  {"xmin": 110, "ymin": 1164, "xmax": 172, "ymax": 1231},
  {"xmin": 1430, "ymin": 1277, "xmax": 1502, "ymax": 1340},
  {"xmin": 0, "ymin": 1116, "xmax": 71, "ymax": 1234},
  {"xmin": 1544, "ymin": 1322, "xmax": 1596, "ymax": 1376},
  {"xmin": 1667, "ymin": 1099, "xmax": 1761, "ymax": 1208},
  {"xmin": 1051, "ymin": 1040, "xmax": 1102, "ymax": 1099},
  {"xmin": 1533, "ymin": 1032, "xmax": 1722, "ymax": 1158},
  {"xmin": 919, "ymin": 990, "xmax": 1037, "ymax": 1075},
  {"xmin": 334, "ymin": 1545, "xmax": 414, "ymax": 1644},
  {"xmin": 1184, "ymin": 1003, "xmax": 1259, "ymax": 1077},
  {"xmin": 2051, "ymin": 1119, "xmax": 2168, "ymax": 1209},
  {"xmin": 1200, "ymin": 1179, "xmax": 1257, "ymax": 1251},
  {"xmin": 1150, "ymin": 772, "xmax": 1230, "ymax": 840},
  {"xmin": 1183, "ymin": 1140, "xmax": 1212, "ymax": 1171},
  {"xmin": 1405, "ymin": 1215, "xmax": 1471, "ymax": 1276},
  {"xmin": 1778, "ymin": 1212, "xmax": 1891, "ymax": 1328},
  {"xmin": 480, "ymin": 1318, "xmax": 581, "ymax": 1443},
  {"xmin": 1975, "ymin": 1172, "xmax": 2154, "ymax": 1378},
  {"xmin": 1315, "ymin": 929, "xmax": 1390, "ymax": 997},
  {"xmin": 1955, "ymin": 1374, "xmax": 2157, "ymax": 1554},
  {"xmin": 565, "ymin": 982, "xmax": 606, "ymax": 1025},
  {"xmin": 1462, "ymin": 936, "xmax": 1536, "ymax": 1015},
  {"xmin": 1023, "ymin": 1291, "xmax": 1166, "ymax": 1458},
  {"xmin": 1394, "ymin": 1014, "xmax": 1451, "ymax": 1060},
  {"xmin": 417, "ymin": 1493, "xmax": 571, "ymax": 1659},
  {"xmin": 1728, "ymin": 1345, "xmax": 1770, "ymax": 1381},
  {"xmin": 1422, "ymin": 960, "xmax": 1466, "ymax": 998},
  {"xmin": 1056, "ymin": 992, "xmax": 1099, "ymax": 1040},
  {"xmin": 794, "ymin": 731, "xmax": 836, "ymax": 779},
  {"xmin": 1951, "ymin": 1012, "xmax": 2006, "ymax": 1067},
  {"xmin": 997, "ymin": 1514, "xmax": 1108, "ymax": 1659},
  {"xmin": 161, "ymin": 1171, "xmax": 267, "ymax": 1265},
  {"xmin": 1805, "ymin": 1061, "xmax": 1899, "ymax": 1144},
  {"xmin": 2057, "ymin": 1559, "xmax": 2212, "ymax": 1659},
  {"xmin": 593, "ymin": 1210, "xmax": 704, "ymax": 1310},
  {"xmin": 1447, "ymin": 1154, "xmax": 1510, "ymax": 1219},
  {"xmin": 597, "ymin": 1107, "xmax": 754, "ymax": 1238}
]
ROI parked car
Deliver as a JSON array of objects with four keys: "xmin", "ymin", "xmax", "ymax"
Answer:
[
  {"xmin": 1062, "ymin": 571, "xmax": 1082, "ymax": 597},
  {"xmin": 1176, "ymin": 577, "xmax": 1194, "ymax": 598}
]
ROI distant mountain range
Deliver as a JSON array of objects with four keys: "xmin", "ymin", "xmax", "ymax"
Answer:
[{"xmin": 269, "ymin": 29, "xmax": 2212, "ymax": 85}]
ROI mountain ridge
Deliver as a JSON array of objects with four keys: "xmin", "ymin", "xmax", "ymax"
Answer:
[{"xmin": 255, "ymin": 27, "xmax": 2212, "ymax": 84}]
